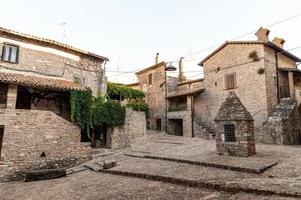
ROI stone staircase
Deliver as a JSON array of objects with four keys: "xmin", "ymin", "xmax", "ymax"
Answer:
[
  {"xmin": 267, "ymin": 98, "xmax": 300, "ymax": 145},
  {"xmin": 194, "ymin": 121, "xmax": 215, "ymax": 139},
  {"xmin": 268, "ymin": 98, "xmax": 296, "ymax": 119}
]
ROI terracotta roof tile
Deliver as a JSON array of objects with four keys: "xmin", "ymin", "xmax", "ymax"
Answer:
[
  {"xmin": 198, "ymin": 41, "xmax": 301, "ymax": 66},
  {"xmin": 0, "ymin": 27, "xmax": 109, "ymax": 61},
  {"xmin": 0, "ymin": 71, "xmax": 85, "ymax": 91},
  {"xmin": 166, "ymin": 88, "xmax": 205, "ymax": 99}
]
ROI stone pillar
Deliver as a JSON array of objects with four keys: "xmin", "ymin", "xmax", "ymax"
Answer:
[
  {"xmin": 6, "ymin": 84, "xmax": 17, "ymax": 109},
  {"xmin": 288, "ymin": 71, "xmax": 295, "ymax": 100},
  {"xmin": 187, "ymin": 96, "xmax": 192, "ymax": 111}
]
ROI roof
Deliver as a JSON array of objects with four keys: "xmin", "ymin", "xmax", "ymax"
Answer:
[
  {"xmin": 166, "ymin": 88, "xmax": 204, "ymax": 99},
  {"xmin": 178, "ymin": 78, "xmax": 204, "ymax": 86},
  {"xmin": 0, "ymin": 71, "xmax": 85, "ymax": 91},
  {"xmin": 214, "ymin": 91, "xmax": 253, "ymax": 121},
  {"xmin": 135, "ymin": 62, "xmax": 165, "ymax": 75},
  {"xmin": 198, "ymin": 41, "xmax": 301, "ymax": 66},
  {"xmin": 0, "ymin": 27, "xmax": 109, "ymax": 61},
  {"xmin": 126, "ymin": 82, "xmax": 139, "ymax": 86}
]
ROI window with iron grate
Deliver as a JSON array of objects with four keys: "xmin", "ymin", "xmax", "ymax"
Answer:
[{"xmin": 223, "ymin": 124, "xmax": 236, "ymax": 142}]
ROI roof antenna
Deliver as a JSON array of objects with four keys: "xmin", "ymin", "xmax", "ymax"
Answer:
[{"xmin": 58, "ymin": 22, "xmax": 67, "ymax": 40}]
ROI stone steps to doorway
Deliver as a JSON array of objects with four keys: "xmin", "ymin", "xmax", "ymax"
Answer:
[{"xmin": 91, "ymin": 148, "xmax": 114, "ymax": 159}]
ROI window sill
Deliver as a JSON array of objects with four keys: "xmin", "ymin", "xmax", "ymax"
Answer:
[
  {"xmin": 224, "ymin": 87, "xmax": 238, "ymax": 91},
  {"xmin": 1, "ymin": 60, "xmax": 18, "ymax": 64},
  {"xmin": 221, "ymin": 141, "xmax": 238, "ymax": 145}
]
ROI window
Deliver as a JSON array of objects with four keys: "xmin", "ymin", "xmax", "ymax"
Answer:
[
  {"xmin": 0, "ymin": 83, "xmax": 8, "ymax": 108},
  {"xmin": 2, "ymin": 44, "xmax": 19, "ymax": 63},
  {"xmin": 223, "ymin": 124, "xmax": 236, "ymax": 142},
  {"xmin": 225, "ymin": 73, "xmax": 236, "ymax": 90},
  {"xmin": 74, "ymin": 77, "xmax": 84, "ymax": 86},
  {"xmin": 147, "ymin": 73, "xmax": 153, "ymax": 85}
]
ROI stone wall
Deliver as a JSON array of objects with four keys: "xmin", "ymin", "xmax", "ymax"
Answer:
[
  {"xmin": 0, "ymin": 35, "xmax": 105, "ymax": 95},
  {"xmin": 137, "ymin": 63, "xmax": 167, "ymax": 131},
  {"xmin": 107, "ymin": 108, "xmax": 146, "ymax": 149},
  {"xmin": 167, "ymin": 110, "xmax": 192, "ymax": 137},
  {"xmin": 197, "ymin": 43, "xmax": 298, "ymax": 143},
  {"xmin": 199, "ymin": 43, "xmax": 267, "ymax": 132},
  {"xmin": 0, "ymin": 108, "xmax": 91, "ymax": 181}
]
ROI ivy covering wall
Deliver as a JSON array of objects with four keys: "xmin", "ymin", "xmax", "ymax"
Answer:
[
  {"xmin": 70, "ymin": 83, "xmax": 150, "ymax": 138},
  {"xmin": 107, "ymin": 82, "xmax": 144, "ymax": 100}
]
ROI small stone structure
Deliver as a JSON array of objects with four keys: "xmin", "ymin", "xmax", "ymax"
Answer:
[
  {"xmin": 214, "ymin": 92, "xmax": 256, "ymax": 157},
  {"xmin": 106, "ymin": 108, "xmax": 147, "ymax": 149}
]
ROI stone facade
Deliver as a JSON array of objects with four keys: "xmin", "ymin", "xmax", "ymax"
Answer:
[
  {"xmin": 106, "ymin": 108, "xmax": 146, "ymax": 149},
  {"xmin": 214, "ymin": 92, "xmax": 256, "ymax": 157},
  {"xmin": 0, "ymin": 29, "xmax": 107, "ymax": 95},
  {"xmin": 0, "ymin": 28, "xmax": 109, "ymax": 181},
  {"xmin": 197, "ymin": 40, "xmax": 301, "ymax": 144},
  {"xmin": 0, "ymin": 85, "xmax": 91, "ymax": 181}
]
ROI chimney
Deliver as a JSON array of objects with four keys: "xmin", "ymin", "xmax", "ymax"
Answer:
[
  {"xmin": 155, "ymin": 53, "xmax": 159, "ymax": 64},
  {"xmin": 272, "ymin": 37, "xmax": 286, "ymax": 48},
  {"xmin": 255, "ymin": 27, "xmax": 270, "ymax": 42},
  {"xmin": 178, "ymin": 57, "xmax": 186, "ymax": 82}
]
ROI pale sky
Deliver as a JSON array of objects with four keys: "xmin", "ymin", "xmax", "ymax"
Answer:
[{"xmin": 1, "ymin": 0, "xmax": 301, "ymax": 83}]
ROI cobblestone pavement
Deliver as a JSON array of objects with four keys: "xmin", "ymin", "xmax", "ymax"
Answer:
[
  {"xmin": 1, "ymin": 132, "xmax": 301, "ymax": 199},
  {"xmin": 0, "ymin": 170, "xmax": 297, "ymax": 200}
]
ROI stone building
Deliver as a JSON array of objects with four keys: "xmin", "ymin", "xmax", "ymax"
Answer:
[
  {"xmin": 0, "ymin": 27, "xmax": 109, "ymax": 180},
  {"xmin": 197, "ymin": 27, "xmax": 301, "ymax": 144},
  {"xmin": 214, "ymin": 91, "xmax": 256, "ymax": 157},
  {"xmin": 135, "ymin": 27, "xmax": 301, "ymax": 145}
]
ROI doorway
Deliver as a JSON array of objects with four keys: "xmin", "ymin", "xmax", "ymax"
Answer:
[
  {"xmin": 16, "ymin": 87, "xmax": 31, "ymax": 109},
  {"xmin": 156, "ymin": 118, "xmax": 162, "ymax": 131},
  {"xmin": 92, "ymin": 124, "xmax": 107, "ymax": 148},
  {"xmin": 0, "ymin": 125, "xmax": 4, "ymax": 157},
  {"xmin": 168, "ymin": 119, "xmax": 183, "ymax": 136}
]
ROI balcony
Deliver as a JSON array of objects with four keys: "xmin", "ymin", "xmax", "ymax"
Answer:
[{"xmin": 168, "ymin": 104, "xmax": 187, "ymax": 112}]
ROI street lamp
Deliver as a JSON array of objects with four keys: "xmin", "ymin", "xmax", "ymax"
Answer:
[{"xmin": 165, "ymin": 62, "xmax": 177, "ymax": 134}]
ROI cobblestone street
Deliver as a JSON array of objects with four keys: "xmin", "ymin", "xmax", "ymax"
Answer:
[{"xmin": 1, "ymin": 133, "xmax": 301, "ymax": 199}]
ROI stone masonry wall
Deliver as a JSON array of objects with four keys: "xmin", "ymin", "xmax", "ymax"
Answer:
[
  {"xmin": 198, "ymin": 44, "xmax": 268, "ymax": 133},
  {"xmin": 0, "ymin": 35, "xmax": 105, "ymax": 95},
  {"xmin": 0, "ymin": 109, "xmax": 91, "ymax": 181},
  {"xmin": 107, "ymin": 108, "xmax": 146, "ymax": 149},
  {"xmin": 137, "ymin": 64, "xmax": 167, "ymax": 131}
]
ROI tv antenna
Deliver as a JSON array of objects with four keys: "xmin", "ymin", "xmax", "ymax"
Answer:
[{"xmin": 58, "ymin": 22, "xmax": 67, "ymax": 39}]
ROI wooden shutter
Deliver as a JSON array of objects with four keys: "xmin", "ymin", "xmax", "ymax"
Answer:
[{"xmin": 225, "ymin": 73, "xmax": 236, "ymax": 90}]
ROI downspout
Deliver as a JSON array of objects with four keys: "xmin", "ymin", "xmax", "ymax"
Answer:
[
  {"xmin": 191, "ymin": 95, "xmax": 195, "ymax": 137},
  {"xmin": 275, "ymin": 53, "xmax": 280, "ymax": 103},
  {"xmin": 165, "ymin": 69, "xmax": 168, "ymax": 133}
]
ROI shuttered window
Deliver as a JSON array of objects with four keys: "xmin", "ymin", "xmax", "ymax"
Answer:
[
  {"xmin": 0, "ymin": 83, "xmax": 8, "ymax": 108},
  {"xmin": 148, "ymin": 73, "xmax": 153, "ymax": 85},
  {"xmin": 2, "ymin": 44, "xmax": 19, "ymax": 63},
  {"xmin": 225, "ymin": 73, "xmax": 236, "ymax": 90}
]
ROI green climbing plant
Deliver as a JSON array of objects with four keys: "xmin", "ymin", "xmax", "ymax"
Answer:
[
  {"xmin": 107, "ymin": 82, "xmax": 144, "ymax": 100},
  {"xmin": 70, "ymin": 89, "xmax": 93, "ymax": 136}
]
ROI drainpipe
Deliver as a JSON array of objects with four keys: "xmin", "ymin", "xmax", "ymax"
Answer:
[
  {"xmin": 165, "ymin": 69, "xmax": 168, "ymax": 133},
  {"xmin": 191, "ymin": 95, "xmax": 195, "ymax": 137},
  {"xmin": 275, "ymin": 53, "xmax": 280, "ymax": 103}
]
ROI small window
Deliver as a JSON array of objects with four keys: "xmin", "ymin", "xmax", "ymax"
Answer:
[
  {"xmin": 74, "ymin": 77, "xmax": 84, "ymax": 86},
  {"xmin": 225, "ymin": 73, "xmax": 236, "ymax": 90},
  {"xmin": 0, "ymin": 83, "xmax": 8, "ymax": 108},
  {"xmin": 2, "ymin": 44, "xmax": 19, "ymax": 63},
  {"xmin": 224, "ymin": 124, "xmax": 236, "ymax": 142},
  {"xmin": 147, "ymin": 73, "xmax": 153, "ymax": 85}
]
